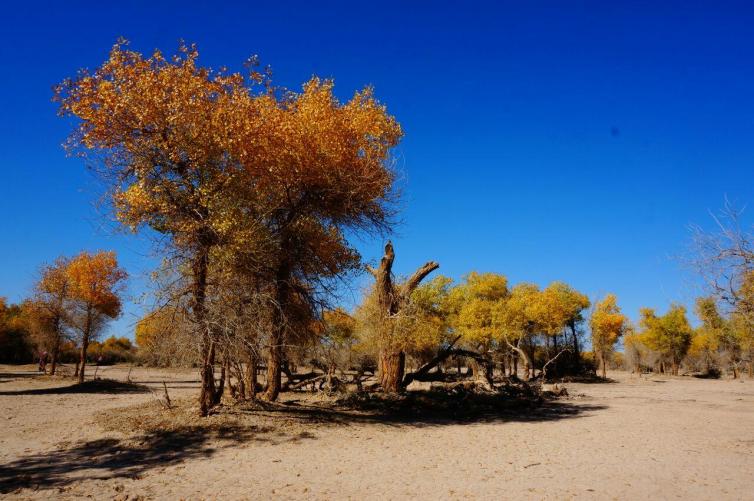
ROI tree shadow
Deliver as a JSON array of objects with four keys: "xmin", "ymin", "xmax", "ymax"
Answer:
[
  {"xmin": 559, "ymin": 374, "xmax": 618, "ymax": 384},
  {"xmin": 241, "ymin": 386, "xmax": 607, "ymax": 428},
  {"xmin": 0, "ymin": 371, "xmax": 43, "ymax": 381},
  {"xmin": 0, "ymin": 423, "xmax": 309, "ymax": 494},
  {"xmin": 0, "ymin": 379, "xmax": 150, "ymax": 396}
]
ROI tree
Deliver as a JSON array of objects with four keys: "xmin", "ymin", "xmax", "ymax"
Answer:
[
  {"xmin": 729, "ymin": 270, "xmax": 754, "ymax": 377},
  {"xmin": 25, "ymin": 257, "xmax": 71, "ymax": 375},
  {"xmin": 639, "ymin": 305, "xmax": 692, "ymax": 376},
  {"xmin": 366, "ymin": 242, "xmax": 439, "ymax": 392},
  {"xmin": 65, "ymin": 251, "xmax": 127, "ymax": 383},
  {"xmin": 0, "ymin": 298, "xmax": 34, "ymax": 363},
  {"xmin": 493, "ymin": 283, "xmax": 541, "ymax": 380},
  {"xmin": 541, "ymin": 282, "xmax": 590, "ymax": 356},
  {"xmin": 135, "ymin": 306, "xmax": 195, "ymax": 367},
  {"xmin": 449, "ymin": 272, "xmax": 508, "ymax": 381},
  {"xmin": 57, "ymin": 41, "xmax": 402, "ymax": 413},
  {"xmin": 312, "ymin": 308, "xmax": 358, "ymax": 387},
  {"xmin": 590, "ymin": 294, "xmax": 628, "ymax": 378},
  {"xmin": 690, "ymin": 297, "xmax": 727, "ymax": 374},
  {"xmin": 403, "ymin": 275, "xmax": 455, "ymax": 365}
]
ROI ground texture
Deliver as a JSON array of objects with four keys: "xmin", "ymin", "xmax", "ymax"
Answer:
[{"xmin": 1, "ymin": 364, "xmax": 752, "ymax": 500}]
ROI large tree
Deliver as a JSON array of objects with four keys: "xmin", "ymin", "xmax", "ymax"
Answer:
[
  {"xmin": 367, "ymin": 242, "xmax": 439, "ymax": 392},
  {"xmin": 57, "ymin": 41, "xmax": 402, "ymax": 412}
]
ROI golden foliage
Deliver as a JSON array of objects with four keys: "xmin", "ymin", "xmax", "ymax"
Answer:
[
  {"xmin": 590, "ymin": 294, "xmax": 628, "ymax": 354},
  {"xmin": 66, "ymin": 251, "xmax": 127, "ymax": 319}
]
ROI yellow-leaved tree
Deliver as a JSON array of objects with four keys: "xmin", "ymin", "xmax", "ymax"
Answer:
[
  {"xmin": 56, "ymin": 41, "xmax": 402, "ymax": 413},
  {"xmin": 449, "ymin": 272, "xmax": 508, "ymax": 381},
  {"xmin": 638, "ymin": 304, "xmax": 692, "ymax": 376},
  {"xmin": 590, "ymin": 294, "xmax": 628, "ymax": 378},
  {"xmin": 65, "ymin": 251, "xmax": 127, "ymax": 383}
]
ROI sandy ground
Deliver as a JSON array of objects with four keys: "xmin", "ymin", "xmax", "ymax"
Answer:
[{"xmin": 0, "ymin": 365, "xmax": 753, "ymax": 500}]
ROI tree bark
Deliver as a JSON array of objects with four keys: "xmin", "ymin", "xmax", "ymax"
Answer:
[
  {"xmin": 263, "ymin": 269, "xmax": 290, "ymax": 402},
  {"xmin": 194, "ymin": 249, "xmax": 217, "ymax": 417},
  {"xmin": 371, "ymin": 241, "xmax": 438, "ymax": 393},
  {"xmin": 379, "ymin": 350, "xmax": 405, "ymax": 392},
  {"xmin": 245, "ymin": 350, "xmax": 258, "ymax": 399}
]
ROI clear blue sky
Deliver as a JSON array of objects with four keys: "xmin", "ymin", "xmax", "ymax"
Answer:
[{"xmin": 2, "ymin": 1, "xmax": 754, "ymax": 338}]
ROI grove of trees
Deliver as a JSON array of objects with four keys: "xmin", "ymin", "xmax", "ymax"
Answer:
[{"xmin": 1, "ymin": 41, "xmax": 752, "ymax": 419}]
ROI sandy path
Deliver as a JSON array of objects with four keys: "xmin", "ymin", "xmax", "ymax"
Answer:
[{"xmin": 1, "ymin": 366, "xmax": 753, "ymax": 500}]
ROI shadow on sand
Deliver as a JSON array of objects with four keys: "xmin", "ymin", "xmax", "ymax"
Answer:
[
  {"xmin": 0, "ymin": 384, "xmax": 605, "ymax": 493},
  {"xmin": 0, "ymin": 425, "xmax": 312, "ymax": 493},
  {"xmin": 0, "ymin": 379, "xmax": 150, "ymax": 396}
]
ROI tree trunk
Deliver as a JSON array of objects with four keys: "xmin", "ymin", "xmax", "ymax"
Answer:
[
  {"xmin": 193, "ymin": 249, "xmax": 217, "ymax": 417},
  {"xmin": 199, "ymin": 340, "xmax": 216, "ymax": 415},
  {"xmin": 263, "ymin": 335, "xmax": 282, "ymax": 401},
  {"xmin": 600, "ymin": 352, "xmax": 607, "ymax": 379},
  {"xmin": 370, "ymin": 242, "xmax": 438, "ymax": 393},
  {"xmin": 50, "ymin": 341, "xmax": 59, "ymax": 376},
  {"xmin": 379, "ymin": 350, "xmax": 405, "ymax": 392},
  {"xmin": 213, "ymin": 359, "xmax": 227, "ymax": 404},
  {"xmin": 245, "ymin": 351, "xmax": 258, "ymax": 399},
  {"xmin": 570, "ymin": 322, "xmax": 580, "ymax": 356},
  {"xmin": 748, "ymin": 361, "xmax": 753, "ymax": 379},
  {"xmin": 77, "ymin": 307, "xmax": 92, "ymax": 384}
]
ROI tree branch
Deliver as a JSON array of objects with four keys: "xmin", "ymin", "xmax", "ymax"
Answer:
[{"xmin": 402, "ymin": 261, "xmax": 440, "ymax": 298}]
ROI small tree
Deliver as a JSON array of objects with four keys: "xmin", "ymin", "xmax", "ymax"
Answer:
[
  {"xmin": 494, "ymin": 283, "xmax": 541, "ymax": 380},
  {"xmin": 449, "ymin": 272, "xmax": 508, "ymax": 381},
  {"xmin": 65, "ymin": 251, "xmax": 127, "ymax": 383},
  {"xmin": 639, "ymin": 305, "xmax": 692, "ymax": 376},
  {"xmin": 590, "ymin": 294, "xmax": 628, "ymax": 378},
  {"xmin": 26, "ymin": 257, "xmax": 71, "ymax": 374}
]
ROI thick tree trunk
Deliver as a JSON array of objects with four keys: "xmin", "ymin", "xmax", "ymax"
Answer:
[
  {"xmin": 379, "ymin": 350, "xmax": 405, "ymax": 392},
  {"xmin": 600, "ymin": 352, "xmax": 607, "ymax": 379},
  {"xmin": 193, "ymin": 249, "xmax": 217, "ymax": 417},
  {"xmin": 213, "ymin": 359, "xmax": 227, "ymax": 404},
  {"xmin": 263, "ymin": 263, "xmax": 292, "ymax": 402},
  {"xmin": 263, "ymin": 333, "xmax": 282, "ymax": 401},
  {"xmin": 199, "ymin": 340, "xmax": 216, "ymax": 415},
  {"xmin": 749, "ymin": 361, "xmax": 753, "ymax": 379},
  {"xmin": 245, "ymin": 351, "xmax": 258, "ymax": 399},
  {"xmin": 370, "ymin": 242, "xmax": 439, "ymax": 393}
]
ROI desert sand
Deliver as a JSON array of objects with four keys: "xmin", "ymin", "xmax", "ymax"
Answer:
[{"xmin": 1, "ymin": 364, "xmax": 752, "ymax": 500}]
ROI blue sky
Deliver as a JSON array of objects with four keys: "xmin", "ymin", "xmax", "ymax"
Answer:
[{"xmin": 2, "ymin": 1, "xmax": 754, "ymax": 338}]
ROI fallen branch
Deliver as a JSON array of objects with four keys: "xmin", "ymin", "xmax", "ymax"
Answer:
[
  {"xmin": 402, "ymin": 335, "xmax": 463, "ymax": 388},
  {"xmin": 287, "ymin": 374, "xmax": 327, "ymax": 391}
]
